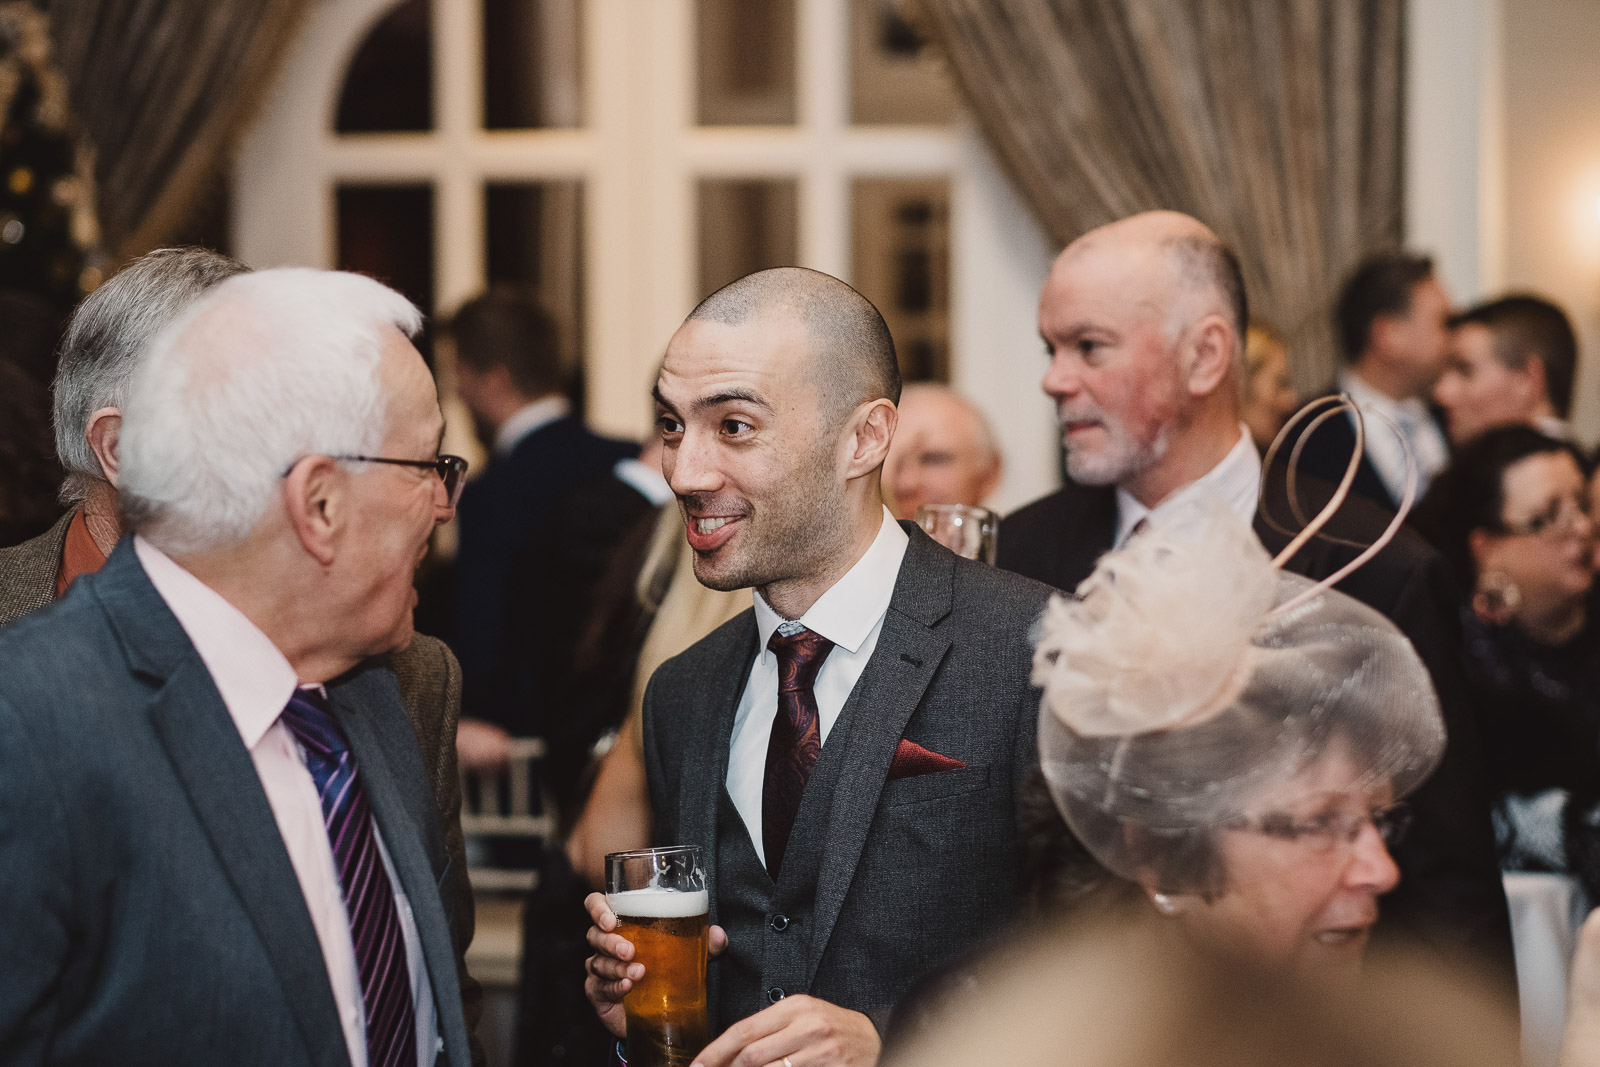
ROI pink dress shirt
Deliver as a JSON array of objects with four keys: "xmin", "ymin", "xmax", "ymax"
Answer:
[{"xmin": 134, "ymin": 537, "xmax": 439, "ymax": 1066}]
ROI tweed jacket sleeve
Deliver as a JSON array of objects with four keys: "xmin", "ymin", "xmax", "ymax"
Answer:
[
  {"xmin": 387, "ymin": 632, "xmax": 484, "ymax": 1067},
  {"xmin": 0, "ymin": 511, "xmax": 72, "ymax": 627}
]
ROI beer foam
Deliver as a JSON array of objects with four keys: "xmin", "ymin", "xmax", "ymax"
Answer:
[{"xmin": 607, "ymin": 888, "xmax": 709, "ymax": 919}]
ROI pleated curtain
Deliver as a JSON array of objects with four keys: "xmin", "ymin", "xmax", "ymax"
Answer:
[
  {"xmin": 915, "ymin": 0, "xmax": 1405, "ymax": 390},
  {"xmin": 47, "ymin": 0, "xmax": 314, "ymax": 259}
]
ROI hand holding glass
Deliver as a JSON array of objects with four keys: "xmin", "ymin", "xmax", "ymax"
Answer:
[{"xmin": 606, "ymin": 846, "xmax": 710, "ymax": 1067}]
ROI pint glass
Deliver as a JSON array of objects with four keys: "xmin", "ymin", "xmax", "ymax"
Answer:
[{"xmin": 606, "ymin": 846, "xmax": 710, "ymax": 1067}]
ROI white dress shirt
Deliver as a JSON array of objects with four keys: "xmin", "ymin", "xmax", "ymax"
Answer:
[
  {"xmin": 494, "ymin": 395, "xmax": 571, "ymax": 457},
  {"xmin": 1338, "ymin": 370, "xmax": 1450, "ymax": 504},
  {"xmin": 135, "ymin": 538, "xmax": 440, "ymax": 1067},
  {"xmin": 1114, "ymin": 426, "xmax": 1262, "ymax": 548},
  {"xmin": 725, "ymin": 508, "xmax": 910, "ymax": 865}
]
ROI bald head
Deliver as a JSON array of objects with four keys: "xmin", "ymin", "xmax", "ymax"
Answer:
[
  {"xmin": 689, "ymin": 266, "xmax": 901, "ymax": 425},
  {"xmin": 884, "ymin": 384, "xmax": 1001, "ymax": 520},
  {"xmin": 1039, "ymin": 211, "xmax": 1252, "ymax": 506},
  {"xmin": 1059, "ymin": 211, "xmax": 1247, "ymax": 357}
]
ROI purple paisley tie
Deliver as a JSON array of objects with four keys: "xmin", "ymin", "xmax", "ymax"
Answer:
[
  {"xmin": 281, "ymin": 688, "xmax": 417, "ymax": 1067},
  {"xmin": 761, "ymin": 627, "xmax": 834, "ymax": 879}
]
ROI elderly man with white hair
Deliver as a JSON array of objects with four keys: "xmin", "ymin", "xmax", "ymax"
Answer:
[{"xmin": 0, "ymin": 268, "xmax": 475, "ymax": 1066}]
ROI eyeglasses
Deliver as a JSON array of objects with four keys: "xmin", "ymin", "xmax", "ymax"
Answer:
[
  {"xmin": 1495, "ymin": 494, "xmax": 1589, "ymax": 540},
  {"xmin": 284, "ymin": 453, "xmax": 470, "ymax": 507},
  {"xmin": 1226, "ymin": 801, "xmax": 1411, "ymax": 852}
]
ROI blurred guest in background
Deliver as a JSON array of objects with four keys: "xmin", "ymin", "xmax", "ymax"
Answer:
[
  {"xmin": 504, "ymin": 434, "xmax": 673, "ymax": 805},
  {"xmin": 1293, "ymin": 253, "xmax": 1453, "ymax": 509},
  {"xmin": 0, "ymin": 357, "xmax": 63, "ymax": 547},
  {"xmin": 1434, "ymin": 295, "xmax": 1578, "ymax": 446},
  {"xmin": 0, "ymin": 248, "xmax": 247, "ymax": 615},
  {"xmin": 882, "ymin": 382, "xmax": 1001, "ymax": 520},
  {"xmin": 1240, "ymin": 322, "xmax": 1299, "ymax": 452},
  {"xmin": 883, "ymin": 912, "xmax": 1519, "ymax": 1067},
  {"xmin": 1411, "ymin": 427, "xmax": 1600, "ymax": 897},
  {"xmin": 446, "ymin": 290, "xmax": 635, "ymax": 760},
  {"xmin": 999, "ymin": 212, "xmax": 1512, "ymax": 973}
]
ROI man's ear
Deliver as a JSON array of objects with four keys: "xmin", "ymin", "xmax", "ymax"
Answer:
[
  {"xmin": 282, "ymin": 455, "xmax": 344, "ymax": 567},
  {"xmin": 85, "ymin": 407, "xmax": 122, "ymax": 488},
  {"xmin": 1183, "ymin": 314, "xmax": 1235, "ymax": 398},
  {"xmin": 845, "ymin": 399, "xmax": 897, "ymax": 479}
]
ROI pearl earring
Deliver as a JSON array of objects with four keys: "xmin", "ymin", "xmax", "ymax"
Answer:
[{"xmin": 1152, "ymin": 893, "xmax": 1177, "ymax": 915}]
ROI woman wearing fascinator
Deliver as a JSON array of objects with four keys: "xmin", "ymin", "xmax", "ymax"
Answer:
[{"xmin": 1027, "ymin": 497, "xmax": 1444, "ymax": 979}]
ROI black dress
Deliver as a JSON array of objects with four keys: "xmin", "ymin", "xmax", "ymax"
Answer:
[{"xmin": 1462, "ymin": 604, "xmax": 1600, "ymax": 897}]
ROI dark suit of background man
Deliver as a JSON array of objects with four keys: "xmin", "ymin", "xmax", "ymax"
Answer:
[
  {"xmin": 1293, "ymin": 252, "xmax": 1454, "ymax": 510},
  {"xmin": 0, "ymin": 268, "xmax": 475, "ymax": 1065},
  {"xmin": 582, "ymin": 267, "xmax": 1053, "ymax": 1067},
  {"xmin": 0, "ymin": 247, "xmax": 481, "ymax": 1055},
  {"xmin": 446, "ymin": 291, "xmax": 635, "ymax": 763},
  {"xmin": 997, "ymin": 211, "xmax": 1514, "ymax": 979}
]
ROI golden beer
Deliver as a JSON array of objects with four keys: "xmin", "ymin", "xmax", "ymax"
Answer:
[{"xmin": 609, "ymin": 886, "xmax": 710, "ymax": 1067}]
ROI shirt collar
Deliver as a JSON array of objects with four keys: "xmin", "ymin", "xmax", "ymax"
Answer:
[
  {"xmin": 1338, "ymin": 369, "xmax": 1431, "ymax": 422},
  {"xmin": 133, "ymin": 536, "xmax": 299, "ymax": 750},
  {"xmin": 752, "ymin": 506, "xmax": 909, "ymax": 656},
  {"xmin": 1534, "ymin": 414, "xmax": 1571, "ymax": 441},
  {"xmin": 494, "ymin": 396, "xmax": 571, "ymax": 456},
  {"xmin": 1115, "ymin": 425, "xmax": 1261, "ymax": 547}
]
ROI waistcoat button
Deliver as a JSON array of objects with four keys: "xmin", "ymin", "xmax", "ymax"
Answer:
[
  {"xmin": 768, "ymin": 987, "xmax": 786, "ymax": 1003},
  {"xmin": 771, "ymin": 914, "xmax": 789, "ymax": 932}
]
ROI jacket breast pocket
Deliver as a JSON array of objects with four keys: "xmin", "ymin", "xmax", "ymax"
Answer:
[{"xmin": 880, "ymin": 764, "xmax": 990, "ymax": 808}]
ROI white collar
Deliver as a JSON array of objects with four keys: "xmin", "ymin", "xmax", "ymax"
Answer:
[
  {"xmin": 134, "ymin": 536, "xmax": 299, "ymax": 749},
  {"xmin": 1534, "ymin": 414, "xmax": 1571, "ymax": 442},
  {"xmin": 1115, "ymin": 426, "xmax": 1261, "ymax": 548},
  {"xmin": 494, "ymin": 396, "xmax": 571, "ymax": 457},
  {"xmin": 752, "ymin": 506, "xmax": 909, "ymax": 656},
  {"xmin": 1337, "ymin": 369, "xmax": 1430, "ymax": 420},
  {"xmin": 612, "ymin": 457, "xmax": 673, "ymax": 506}
]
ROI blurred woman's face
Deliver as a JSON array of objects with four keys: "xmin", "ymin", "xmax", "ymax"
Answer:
[
  {"xmin": 1471, "ymin": 451, "xmax": 1594, "ymax": 626},
  {"xmin": 1242, "ymin": 341, "xmax": 1298, "ymax": 451},
  {"xmin": 1165, "ymin": 741, "xmax": 1400, "ymax": 980}
]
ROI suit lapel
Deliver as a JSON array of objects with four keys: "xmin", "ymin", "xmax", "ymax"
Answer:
[
  {"xmin": 681, "ymin": 617, "xmax": 759, "ymax": 925},
  {"xmin": 145, "ymin": 657, "xmax": 351, "ymax": 1067},
  {"xmin": 1053, "ymin": 485, "xmax": 1118, "ymax": 592},
  {"xmin": 333, "ymin": 671, "xmax": 470, "ymax": 1065},
  {"xmin": 805, "ymin": 528, "xmax": 953, "ymax": 979}
]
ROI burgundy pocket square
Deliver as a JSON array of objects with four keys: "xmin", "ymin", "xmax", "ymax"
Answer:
[{"xmin": 887, "ymin": 739, "xmax": 966, "ymax": 781}]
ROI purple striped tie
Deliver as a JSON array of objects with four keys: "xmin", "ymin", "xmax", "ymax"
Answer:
[{"xmin": 281, "ymin": 688, "xmax": 417, "ymax": 1067}]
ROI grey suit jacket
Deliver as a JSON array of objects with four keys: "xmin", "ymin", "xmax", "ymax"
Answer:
[
  {"xmin": 641, "ymin": 524, "xmax": 1055, "ymax": 1032},
  {"xmin": 0, "ymin": 541, "xmax": 473, "ymax": 1066},
  {"xmin": 0, "ymin": 513, "xmax": 483, "ymax": 1059}
]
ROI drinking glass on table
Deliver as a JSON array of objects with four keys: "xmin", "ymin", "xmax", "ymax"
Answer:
[
  {"xmin": 916, "ymin": 503, "xmax": 998, "ymax": 564},
  {"xmin": 606, "ymin": 846, "xmax": 710, "ymax": 1067}
]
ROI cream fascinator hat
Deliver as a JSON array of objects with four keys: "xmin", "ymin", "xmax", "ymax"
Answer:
[{"xmin": 1030, "ymin": 400, "xmax": 1446, "ymax": 885}]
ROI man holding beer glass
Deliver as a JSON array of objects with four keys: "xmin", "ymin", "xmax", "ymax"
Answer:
[{"xmin": 584, "ymin": 269, "xmax": 1053, "ymax": 1066}]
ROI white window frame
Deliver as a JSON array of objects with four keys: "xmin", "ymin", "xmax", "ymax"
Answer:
[{"xmin": 233, "ymin": 0, "xmax": 1061, "ymax": 511}]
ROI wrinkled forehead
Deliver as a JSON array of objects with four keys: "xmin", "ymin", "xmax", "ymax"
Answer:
[{"xmin": 1041, "ymin": 238, "xmax": 1179, "ymax": 331}]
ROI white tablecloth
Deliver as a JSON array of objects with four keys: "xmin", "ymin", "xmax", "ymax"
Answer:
[{"xmin": 1506, "ymin": 872, "xmax": 1590, "ymax": 1067}]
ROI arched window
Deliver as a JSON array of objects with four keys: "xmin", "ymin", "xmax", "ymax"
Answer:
[{"xmin": 233, "ymin": 0, "xmax": 1060, "ymax": 509}]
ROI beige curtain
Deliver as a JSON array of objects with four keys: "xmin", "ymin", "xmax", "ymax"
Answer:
[
  {"xmin": 916, "ymin": 0, "xmax": 1403, "ymax": 390},
  {"xmin": 48, "ymin": 0, "xmax": 315, "ymax": 259}
]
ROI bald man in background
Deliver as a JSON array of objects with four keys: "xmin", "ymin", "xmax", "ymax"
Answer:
[
  {"xmin": 881, "ymin": 384, "xmax": 1002, "ymax": 521},
  {"xmin": 997, "ymin": 211, "xmax": 1513, "ymax": 978}
]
